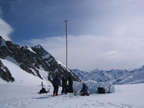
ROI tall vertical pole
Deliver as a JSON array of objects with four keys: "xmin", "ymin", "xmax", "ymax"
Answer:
[{"xmin": 64, "ymin": 20, "xmax": 68, "ymax": 74}]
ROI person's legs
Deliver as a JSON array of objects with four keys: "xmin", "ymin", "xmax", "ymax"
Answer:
[
  {"xmin": 62, "ymin": 87, "xmax": 66, "ymax": 94},
  {"xmin": 63, "ymin": 87, "xmax": 66, "ymax": 94},
  {"xmin": 53, "ymin": 85, "xmax": 58, "ymax": 96},
  {"xmin": 71, "ymin": 84, "xmax": 73, "ymax": 92},
  {"xmin": 53, "ymin": 87, "xmax": 55, "ymax": 96},
  {"xmin": 69, "ymin": 85, "xmax": 73, "ymax": 93},
  {"xmin": 55, "ymin": 85, "xmax": 59, "ymax": 95}
]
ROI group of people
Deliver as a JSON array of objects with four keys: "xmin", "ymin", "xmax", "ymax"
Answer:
[
  {"xmin": 52, "ymin": 75, "xmax": 73, "ymax": 96},
  {"xmin": 52, "ymin": 74, "xmax": 89, "ymax": 96}
]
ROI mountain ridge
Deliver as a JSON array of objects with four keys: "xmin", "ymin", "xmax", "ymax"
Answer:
[
  {"xmin": 1, "ymin": 36, "xmax": 144, "ymax": 85},
  {"xmin": 72, "ymin": 65, "xmax": 144, "ymax": 85},
  {"xmin": 0, "ymin": 36, "xmax": 80, "ymax": 82}
]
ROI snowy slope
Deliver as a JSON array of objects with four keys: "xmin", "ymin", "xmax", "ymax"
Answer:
[
  {"xmin": 0, "ymin": 82, "xmax": 143, "ymax": 108},
  {"xmin": 0, "ymin": 58, "xmax": 51, "ymax": 86},
  {"xmin": 0, "ymin": 52, "xmax": 143, "ymax": 107}
]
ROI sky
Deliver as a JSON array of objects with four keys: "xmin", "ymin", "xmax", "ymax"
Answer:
[{"xmin": 0, "ymin": 0, "xmax": 144, "ymax": 71}]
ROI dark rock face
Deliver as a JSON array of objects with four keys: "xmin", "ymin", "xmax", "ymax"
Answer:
[
  {"xmin": 0, "ymin": 36, "xmax": 42, "ymax": 78},
  {"xmin": 31, "ymin": 45, "xmax": 80, "ymax": 81},
  {"xmin": 0, "ymin": 36, "xmax": 81, "ymax": 82},
  {"xmin": 0, "ymin": 60, "xmax": 15, "ymax": 82}
]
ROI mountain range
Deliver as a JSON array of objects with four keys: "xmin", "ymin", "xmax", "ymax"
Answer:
[
  {"xmin": 0, "ymin": 36, "xmax": 144, "ymax": 85},
  {"xmin": 0, "ymin": 36, "xmax": 80, "ymax": 83},
  {"xmin": 72, "ymin": 66, "xmax": 144, "ymax": 85}
]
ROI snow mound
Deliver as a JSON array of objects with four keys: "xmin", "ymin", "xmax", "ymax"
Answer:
[{"xmin": 73, "ymin": 80, "xmax": 115, "ymax": 94}]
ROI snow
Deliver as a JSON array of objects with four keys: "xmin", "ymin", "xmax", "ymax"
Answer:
[
  {"xmin": 73, "ymin": 80, "xmax": 115, "ymax": 94},
  {"xmin": 27, "ymin": 46, "xmax": 36, "ymax": 54},
  {"xmin": 42, "ymin": 54, "xmax": 51, "ymax": 59},
  {"xmin": 0, "ymin": 65, "xmax": 6, "ymax": 72},
  {"xmin": 5, "ymin": 56, "xmax": 20, "ymax": 66},
  {"xmin": 0, "ymin": 38, "xmax": 7, "ymax": 46},
  {"xmin": 0, "ymin": 58, "xmax": 144, "ymax": 108},
  {"xmin": 56, "ymin": 59, "xmax": 72, "ymax": 73},
  {"xmin": 37, "ymin": 65, "xmax": 49, "ymax": 80},
  {"xmin": 72, "ymin": 67, "xmax": 144, "ymax": 85},
  {"xmin": 0, "ymin": 58, "xmax": 50, "ymax": 86},
  {"xmin": 56, "ymin": 59, "xmax": 66, "ymax": 68},
  {"xmin": 34, "ymin": 44, "xmax": 42, "ymax": 49},
  {"xmin": 0, "ymin": 82, "xmax": 144, "ymax": 108}
]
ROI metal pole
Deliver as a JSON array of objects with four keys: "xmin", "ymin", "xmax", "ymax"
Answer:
[{"xmin": 64, "ymin": 20, "xmax": 68, "ymax": 74}]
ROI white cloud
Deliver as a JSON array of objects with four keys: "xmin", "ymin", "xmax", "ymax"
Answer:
[
  {"xmin": 0, "ymin": 7, "xmax": 13, "ymax": 41},
  {"xmin": 0, "ymin": 18, "xmax": 13, "ymax": 41},
  {"xmin": 25, "ymin": 33, "xmax": 144, "ymax": 71},
  {"xmin": 8, "ymin": 0, "xmax": 144, "ymax": 71},
  {"xmin": 0, "ymin": 7, "xmax": 13, "ymax": 40}
]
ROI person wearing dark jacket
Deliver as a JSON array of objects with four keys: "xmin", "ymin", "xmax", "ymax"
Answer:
[
  {"xmin": 61, "ymin": 77, "xmax": 67, "ymax": 94},
  {"xmin": 68, "ymin": 76, "xmax": 73, "ymax": 93},
  {"xmin": 52, "ymin": 75, "xmax": 61, "ymax": 96},
  {"xmin": 80, "ymin": 83, "xmax": 89, "ymax": 96}
]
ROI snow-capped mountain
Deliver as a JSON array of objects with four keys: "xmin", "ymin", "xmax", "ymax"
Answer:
[
  {"xmin": 72, "ymin": 66, "xmax": 144, "ymax": 85},
  {"xmin": 71, "ymin": 69, "xmax": 112, "ymax": 82},
  {"xmin": 111, "ymin": 66, "xmax": 144, "ymax": 84},
  {"xmin": 1, "ymin": 36, "xmax": 144, "ymax": 85},
  {"xmin": 0, "ymin": 36, "xmax": 80, "ymax": 82}
]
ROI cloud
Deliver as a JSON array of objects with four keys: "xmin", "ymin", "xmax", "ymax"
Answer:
[
  {"xmin": 3, "ymin": 0, "xmax": 144, "ymax": 71},
  {"xmin": 8, "ymin": 0, "xmax": 144, "ymax": 37},
  {"xmin": 0, "ymin": 7, "xmax": 13, "ymax": 41},
  {"xmin": 24, "ymin": 33, "xmax": 144, "ymax": 71},
  {"xmin": 0, "ymin": 18, "xmax": 13, "ymax": 41}
]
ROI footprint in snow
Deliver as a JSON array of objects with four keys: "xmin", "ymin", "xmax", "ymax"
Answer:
[
  {"xmin": 107, "ymin": 102, "xmax": 121, "ymax": 107},
  {"xmin": 96, "ymin": 101, "xmax": 104, "ymax": 106},
  {"xmin": 120, "ymin": 103, "xmax": 132, "ymax": 108}
]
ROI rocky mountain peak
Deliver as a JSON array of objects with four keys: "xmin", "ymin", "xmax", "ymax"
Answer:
[{"xmin": 0, "ymin": 36, "xmax": 81, "ymax": 82}]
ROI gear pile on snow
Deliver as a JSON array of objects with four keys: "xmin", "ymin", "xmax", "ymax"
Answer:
[{"xmin": 73, "ymin": 80, "xmax": 115, "ymax": 95}]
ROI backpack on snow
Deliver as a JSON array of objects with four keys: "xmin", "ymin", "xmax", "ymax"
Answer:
[
  {"xmin": 39, "ymin": 88, "xmax": 48, "ymax": 94},
  {"xmin": 98, "ymin": 87, "xmax": 105, "ymax": 94}
]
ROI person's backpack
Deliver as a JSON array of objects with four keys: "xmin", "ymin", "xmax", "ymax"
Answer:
[
  {"xmin": 39, "ymin": 88, "xmax": 47, "ymax": 94},
  {"xmin": 98, "ymin": 87, "xmax": 105, "ymax": 94}
]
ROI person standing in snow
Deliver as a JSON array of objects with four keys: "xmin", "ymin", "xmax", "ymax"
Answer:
[
  {"xmin": 52, "ymin": 75, "xmax": 61, "ymax": 96},
  {"xmin": 61, "ymin": 76, "xmax": 67, "ymax": 94},
  {"xmin": 80, "ymin": 83, "xmax": 89, "ymax": 96},
  {"xmin": 68, "ymin": 76, "xmax": 73, "ymax": 93}
]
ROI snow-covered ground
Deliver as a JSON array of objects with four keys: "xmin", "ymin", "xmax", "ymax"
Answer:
[
  {"xmin": 0, "ymin": 82, "xmax": 144, "ymax": 108},
  {"xmin": 0, "ymin": 58, "xmax": 144, "ymax": 108}
]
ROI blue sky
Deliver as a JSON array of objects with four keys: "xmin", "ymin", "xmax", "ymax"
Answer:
[{"xmin": 0, "ymin": 0, "xmax": 144, "ymax": 71}]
